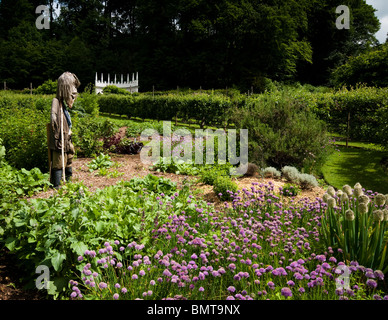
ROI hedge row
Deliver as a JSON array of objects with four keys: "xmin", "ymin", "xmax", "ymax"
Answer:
[
  {"xmin": 298, "ymin": 86, "xmax": 388, "ymax": 144},
  {"xmin": 97, "ymin": 93, "xmax": 243, "ymax": 128}
]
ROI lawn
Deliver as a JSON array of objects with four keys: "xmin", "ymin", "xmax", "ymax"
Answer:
[{"xmin": 321, "ymin": 144, "xmax": 388, "ymax": 194}]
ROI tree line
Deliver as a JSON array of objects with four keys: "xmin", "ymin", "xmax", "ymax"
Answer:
[{"xmin": 0, "ymin": 0, "xmax": 381, "ymax": 91}]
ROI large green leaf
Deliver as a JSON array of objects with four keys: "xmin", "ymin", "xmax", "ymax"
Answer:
[
  {"xmin": 70, "ymin": 241, "xmax": 88, "ymax": 256},
  {"xmin": 51, "ymin": 251, "xmax": 66, "ymax": 272}
]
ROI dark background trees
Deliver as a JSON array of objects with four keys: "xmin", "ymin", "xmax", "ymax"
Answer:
[{"xmin": 0, "ymin": 0, "xmax": 381, "ymax": 91}]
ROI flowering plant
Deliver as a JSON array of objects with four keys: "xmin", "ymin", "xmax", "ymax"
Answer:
[{"xmin": 320, "ymin": 183, "xmax": 388, "ymax": 272}]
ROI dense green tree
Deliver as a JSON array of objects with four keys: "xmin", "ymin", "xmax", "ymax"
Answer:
[
  {"xmin": 297, "ymin": 0, "xmax": 380, "ymax": 85},
  {"xmin": 0, "ymin": 0, "xmax": 382, "ymax": 90},
  {"xmin": 331, "ymin": 42, "xmax": 388, "ymax": 87}
]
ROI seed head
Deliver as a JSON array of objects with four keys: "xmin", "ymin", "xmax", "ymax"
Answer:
[
  {"xmin": 375, "ymin": 194, "xmax": 386, "ymax": 206},
  {"xmin": 353, "ymin": 187, "xmax": 363, "ymax": 198},
  {"xmin": 342, "ymin": 185, "xmax": 353, "ymax": 196},
  {"xmin": 359, "ymin": 203, "xmax": 368, "ymax": 215},
  {"xmin": 345, "ymin": 209, "xmax": 355, "ymax": 221},
  {"xmin": 327, "ymin": 197, "xmax": 336, "ymax": 208},
  {"xmin": 354, "ymin": 182, "xmax": 362, "ymax": 189},
  {"xmin": 373, "ymin": 210, "xmax": 384, "ymax": 222},
  {"xmin": 359, "ymin": 195, "xmax": 370, "ymax": 205},
  {"xmin": 383, "ymin": 209, "xmax": 388, "ymax": 222},
  {"xmin": 327, "ymin": 186, "xmax": 336, "ymax": 197},
  {"xmin": 340, "ymin": 193, "xmax": 349, "ymax": 203}
]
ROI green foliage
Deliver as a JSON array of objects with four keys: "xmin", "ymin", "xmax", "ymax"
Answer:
[
  {"xmin": 213, "ymin": 176, "xmax": 238, "ymax": 201},
  {"xmin": 331, "ymin": 43, "xmax": 388, "ymax": 88},
  {"xmin": 0, "ymin": 175, "xmax": 185, "ymax": 297},
  {"xmin": 71, "ymin": 116, "xmax": 118, "ymax": 157},
  {"xmin": 0, "ymin": 138, "xmax": 50, "ymax": 206},
  {"xmin": 321, "ymin": 184, "xmax": 388, "ymax": 273},
  {"xmin": 103, "ymin": 85, "xmax": 132, "ymax": 95},
  {"xmin": 232, "ymin": 93, "xmax": 331, "ymax": 172},
  {"xmin": 150, "ymin": 157, "xmax": 200, "ymax": 176},
  {"xmin": 125, "ymin": 174, "xmax": 177, "ymax": 195},
  {"xmin": 35, "ymin": 80, "xmax": 57, "ymax": 95},
  {"xmin": 198, "ymin": 163, "xmax": 234, "ymax": 186},
  {"xmin": 0, "ymin": 105, "xmax": 49, "ymax": 171},
  {"xmin": 87, "ymin": 153, "xmax": 113, "ymax": 172},
  {"xmin": 98, "ymin": 93, "xmax": 234, "ymax": 128},
  {"xmin": 300, "ymin": 86, "xmax": 388, "ymax": 147},
  {"xmin": 281, "ymin": 183, "xmax": 300, "ymax": 197},
  {"xmin": 76, "ymin": 84, "xmax": 99, "ymax": 116}
]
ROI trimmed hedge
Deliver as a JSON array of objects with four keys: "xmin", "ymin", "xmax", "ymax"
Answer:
[
  {"xmin": 97, "ymin": 93, "xmax": 241, "ymax": 128},
  {"xmin": 294, "ymin": 86, "xmax": 388, "ymax": 145}
]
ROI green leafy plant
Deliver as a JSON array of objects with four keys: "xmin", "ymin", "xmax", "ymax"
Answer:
[
  {"xmin": 151, "ymin": 157, "xmax": 200, "ymax": 176},
  {"xmin": 87, "ymin": 153, "xmax": 113, "ymax": 172},
  {"xmin": 213, "ymin": 175, "xmax": 238, "ymax": 201},
  {"xmin": 125, "ymin": 174, "xmax": 177, "ymax": 195},
  {"xmin": 320, "ymin": 183, "xmax": 388, "ymax": 272},
  {"xmin": 281, "ymin": 183, "xmax": 300, "ymax": 197},
  {"xmin": 198, "ymin": 163, "xmax": 233, "ymax": 186},
  {"xmin": 72, "ymin": 116, "xmax": 118, "ymax": 157}
]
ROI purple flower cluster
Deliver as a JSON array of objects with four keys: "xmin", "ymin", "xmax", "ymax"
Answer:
[{"xmin": 69, "ymin": 182, "xmax": 388, "ymax": 301}]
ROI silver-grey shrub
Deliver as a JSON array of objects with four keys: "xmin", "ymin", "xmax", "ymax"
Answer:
[
  {"xmin": 298, "ymin": 173, "xmax": 319, "ymax": 190},
  {"xmin": 262, "ymin": 167, "xmax": 281, "ymax": 179},
  {"xmin": 281, "ymin": 166, "xmax": 300, "ymax": 183}
]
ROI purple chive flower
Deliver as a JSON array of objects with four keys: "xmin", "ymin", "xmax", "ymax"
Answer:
[
  {"xmin": 287, "ymin": 280, "xmax": 295, "ymax": 287},
  {"xmin": 99, "ymin": 282, "xmax": 108, "ymax": 289},
  {"xmin": 121, "ymin": 288, "xmax": 127, "ymax": 294},
  {"xmin": 226, "ymin": 296, "xmax": 235, "ymax": 300},
  {"xmin": 163, "ymin": 269, "xmax": 172, "ymax": 277},
  {"xmin": 227, "ymin": 286, "xmax": 236, "ymax": 293},
  {"xmin": 115, "ymin": 283, "xmax": 121, "ymax": 289},
  {"xmin": 374, "ymin": 270, "xmax": 384, "ymax": 281},
  {"xmin": 298, "ymin": 287, "xmax": 305, "ymax": 293},
  {"xmin": 335, "ymin": 288, "xmax": 344, "ymax": 296},
  {"xmin": 281, "ymin": 287, "xmax": 292, "ymax": 298},
  {"xmin": 113, "ymin": 293, "xmax": 119, "ymax": 300},
  {"xmin": 139, "ymin": 270, "xmax": 146, "ymax": 276},
  {"xmin": 199, "ymin": 287, "xmax": 204, "ymax": 292},
  {"xmin": 77, "ymin": 256, "xmax": 83, "ymax": 262},
  {"xmin": 132, "ymin": 274, "xmax": 138, "ymax": 280},
  {"xmin": 70, "ymin": 291, "xmax": 77, "ymax": 298},
  {"xmin": 150, "ymin": 280, "xmax": 156, "ymax": 286},
  {"xmin": 366, "ymin": 279, "xmax": 377, "ymax": 289}
]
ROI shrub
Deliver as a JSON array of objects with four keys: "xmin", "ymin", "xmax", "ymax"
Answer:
[
  {"xmin": 76, "ymin": 84, "xmax": 99, "ymax": 116},
  {"xmin": 198, "ymin": 163, "xmax": 233, "ymax": 186},
  {"xmin": 232, "ymin": 92, "xmax": 331, "ymax": 171},
  {"xmin": 213, "ymin": 176, "xmax": 238, "ymax": 201},
  {"xmin": 72, "ymin": 116, "xmax": 118, "ymax": 157},
  {"xmin": 0, "ymin": 107, "xmax": 49, "ymax": 171},
  {"xmin": 262, "ymin": 167, "xmax": 281, "ymax": 179},
  {"xmin": 103, "ymin": 85, "xmax": 132, "ymax": 95},
  {"xmin": 35, "ymin": 79, "xmax": 57, "ymax": 95},
  {"xmin": 280, "ymin": 183, "xmax": 300, "ymax": 197},
  {"xmin": 298, "ymin": 173, "xmax": 319, "ymax": 190},
  {"xmin": 244, "ymin": 163, "xmax": 259, "ymax": 177},
  {"xmin": 281, "ymin": 166, "xmax": 300, "ymax": 183}
]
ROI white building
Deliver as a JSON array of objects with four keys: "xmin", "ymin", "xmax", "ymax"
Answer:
[{"xmin": 95, "ymin": 72, "xmax": 139, "ymax": 94}]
